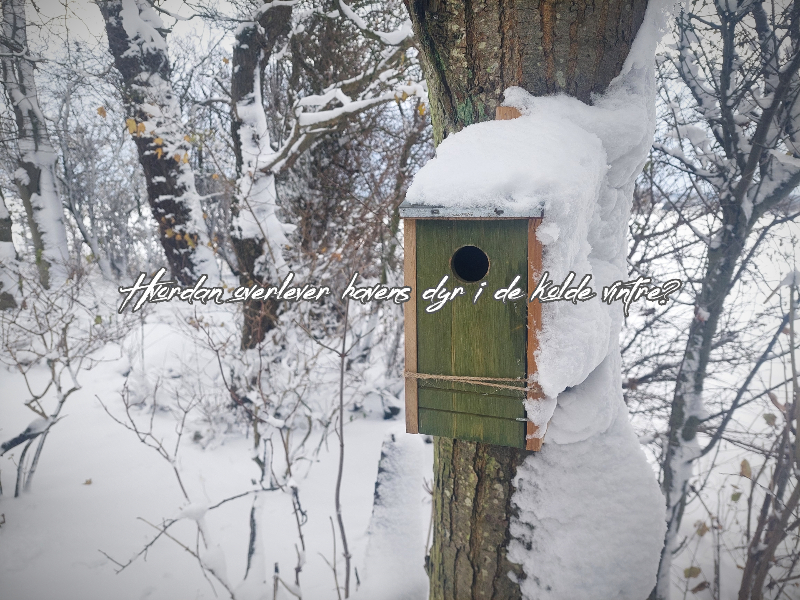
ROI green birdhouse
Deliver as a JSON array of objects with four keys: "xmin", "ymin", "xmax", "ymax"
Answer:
[{"xmin": 400, "ymin": 201, "xmax": 545, "ymax": 451}]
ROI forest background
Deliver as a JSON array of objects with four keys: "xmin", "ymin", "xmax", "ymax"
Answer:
[{"xmin": 1, "ymin": 1, "xmax": 799, "ymax": 599}]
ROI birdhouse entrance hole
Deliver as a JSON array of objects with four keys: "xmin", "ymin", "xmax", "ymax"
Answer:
[{"xmin": 451, "ymin": 245, "xmax": 489, "ymax": 282}]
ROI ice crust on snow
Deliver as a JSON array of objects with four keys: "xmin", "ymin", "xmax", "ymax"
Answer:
[{"xmin": 404, "ymin": 0, "xmax": 676, "ymax": 596}]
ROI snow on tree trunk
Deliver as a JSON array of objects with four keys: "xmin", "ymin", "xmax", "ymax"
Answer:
[
  {"xmin": 406, "ymin": 1, "xmax": 674, "ymax": 598},
  {"xmin": 229, "ymin": 5, "xmax": 293, "ymax": 349},
  {"xmin": 97, "ymin": 0, "xmax": 219, "ymax": 286},
  {"xmin": 0, "ymin": 192, "xmax": 19, "ymax": 308},
  {"xmin": 0, "ymin": 0, "xmax": 70, "ymax": 289}
]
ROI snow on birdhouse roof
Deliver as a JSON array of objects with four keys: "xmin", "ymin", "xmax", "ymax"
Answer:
[{"xmin": 401, "ymin": 107, "xmax": 608, "ymax": 219}]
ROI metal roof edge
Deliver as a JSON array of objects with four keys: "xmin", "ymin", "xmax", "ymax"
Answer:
[{"xmin": 398, "ymin": 201, "xmax": 544, "ymax": 219}]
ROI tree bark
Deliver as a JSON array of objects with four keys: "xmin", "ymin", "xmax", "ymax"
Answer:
[
  {"xmin": 98, "ymin": 0, "xmax": 218, "ymax": 286},
  {"xmin": 406, "ymin": 1, "xmax": 647, "ymax": 597},
  {"xmin": 409, "ymin": 0, "xmax": 647, "ymax": 144}
]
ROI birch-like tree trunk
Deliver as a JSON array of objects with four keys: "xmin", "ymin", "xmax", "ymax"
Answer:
[
  {"xmin": 406, "ymin": 1, "xmax": 648, "ymax": 597},
  {"xmin": 229, "ymin": 2, "xmax": 293, "ymax": 349},
  {"xmin": 98, "ymin": 0, "xmax": 219, "ymax": 286},
  {"xmin": 0, "ymin": 0, "xmax": 70, "ymax": 289}
]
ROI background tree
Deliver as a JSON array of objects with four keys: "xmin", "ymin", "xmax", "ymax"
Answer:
[
  {"xmin": 612, "ymin": 2, "xmax": 800, "ymax": 597},
  {"xmin": 0, "ymin": 0, "xmax": 70, "ymax": 289},
  {"xmin": 98, "ymin": 0, "xmax": 220, "ymax": 285}
]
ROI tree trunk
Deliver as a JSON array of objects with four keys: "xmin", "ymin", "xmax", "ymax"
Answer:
[
  {"xmin": 406, "ymin": 1, "xmax": 648, "ymax": 597},
  {"xmin": 1, "ymin": 0, "xmax": 70, "ymax": 289},
  {"xmin": 410, "ymin": 0, "xmax": 647, "ymax": 144},
  {"xmin": 98, "ymin": 0, "xmax": 219, "ymax": 286},
  {"xmin": 229, "ymin": 4, "xmax": 292, "ymax": 349},
  {"xmin": 0, "ymin": 190, "xmax": 18, "ymax": 308}
]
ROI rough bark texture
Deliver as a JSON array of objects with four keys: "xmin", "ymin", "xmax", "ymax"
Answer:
[
  {"xmin": 409, "ymin": 0, "xmax": 647, "ymax": 144},
  {"xmin": 98, "ymin": 0, "xmax": 213, "ymax": 286},
  {"xmin": 406, "ymin": 1, "xmax": 648, "ymax": 597},
  {"xmin": 230, "ymin": 6, "xmax": 292, "ymax": 350},
  {"xmin": 430, "ymin": 438, "xmax": 526, "ymax": 600}
]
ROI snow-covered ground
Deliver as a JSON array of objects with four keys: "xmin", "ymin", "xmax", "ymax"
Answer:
[{"xmin": 0, "ymin": 294, "xmax": 431, "ymax": 600}]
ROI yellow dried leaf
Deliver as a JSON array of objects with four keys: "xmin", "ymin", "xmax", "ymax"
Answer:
[
  {"xmin": 155, "ymin": 148, "xmax": 163, "ymax": 159},
  {"xmin": 202, "ymin": 212, "xmax": 208, "ymax": 220},
  {"xmin": 126, "ymin": 118, "xmax": 137, "ymax": 134},
  {"xmin": 173, "ymin": 154, "xmax": 182, "ymax": 162},
  {"xmin": 165, "ymin": 228, "xmax": 174, "ymax": 238},
  {"xmin": 97, "ymin": 106, "xmax": 107, "ymax": 118},
  {"xmin": 769, "ymin": 392, "xmax": 785, "ymax": 413},
  {"xmin": 690, "ymin": 581, "xmax": 709, "ymax": 593},
  {"xmin": 186, "ymin": 235, "xmax": 196, "ymax": 248},
  {"xmin": 418, "ymin": 103, "xmax": 426, "ymax": 116},
  {"xmin": 136, "ymin": 122, "xmax": 146, "ymax": 135},
  {"xmin": 153, "ymin": 137, "xmax": 163, "ymax": 146},
  {"xmin": 740, "ymin": 459, "xmax": 752, "ymax": 479},
  {"xmin": 211, "ymin": 173, "xmax": 219, "ymax": 180},
  {"xmin": 182, "ymin": 153, "xmax": 189, "ymax": 164},
  {"xmin": 222, "ymin": 57, "xmax": 229, "ymax": 64},
  {"xmin": 684, "ymin": 566, "xmax": 701, "ymax": 579},
  {"xmin": 174, "ymin": 233, "xmax": 182, "ymax": 241},
  {"xmin": 695, "ymin": 521, "xmax": 709, "ymax": 537},
  {"xmin": 184, "ymin": 135, "xmax": 191, "ymax": 142}
]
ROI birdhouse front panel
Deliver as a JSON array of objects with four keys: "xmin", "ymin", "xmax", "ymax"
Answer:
[{"xmin": 403, "ymin": 214, "xmax": 544, "ymax": 450}]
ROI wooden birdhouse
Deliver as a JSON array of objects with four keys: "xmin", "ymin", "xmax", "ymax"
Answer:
[{"xmin": 401, "ymin": 106, "xmax": 546, "ymax": 452}]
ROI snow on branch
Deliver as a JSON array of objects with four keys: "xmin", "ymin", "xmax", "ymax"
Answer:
[
  {"xmin": 0, "ymin": 417, "xmax": 50, "ymax": 456},
  {"xmin": 333, "ymin": 0, "xmax": 412, "ymax": 46},
  {"xmin": 118, "ymin": 0, "xmax": 168, "ymax": 57},
  {"xmin": 262, "ymin": 42, "xmax": 425, "ymax": 174}
]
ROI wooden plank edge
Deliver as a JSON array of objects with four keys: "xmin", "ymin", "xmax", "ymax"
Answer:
[
  {"xmin": 526, "ymin": 217, "xmax": 545, "ymax": 451},
  {"xmin": 404, "ymin": 218, "xmax": 419, "ymax": 434},
  {"xmin": 496, "ymin": 106, "xmax": 522, "ymax": 120}
]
